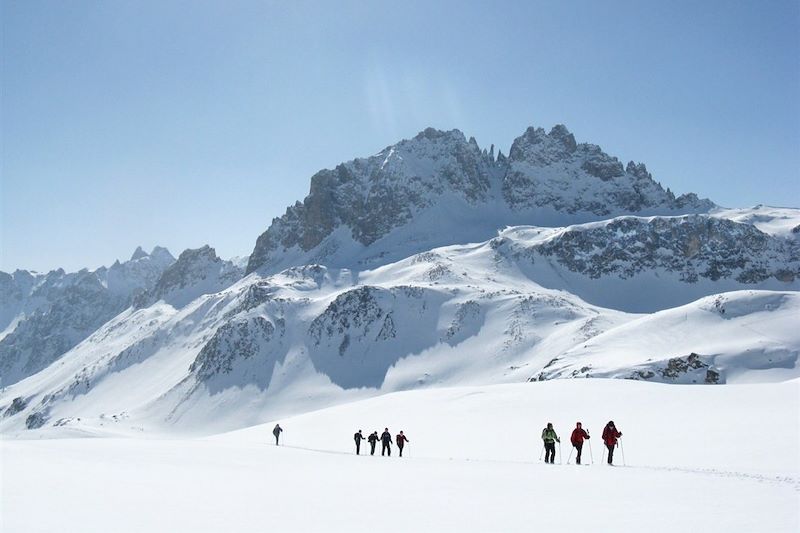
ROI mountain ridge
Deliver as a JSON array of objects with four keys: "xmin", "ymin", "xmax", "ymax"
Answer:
[
  {"xmin": 0, "ymin": 125, "xmax": 797, "ymax": 437},
  {"xmin": 246, "ymin": 124, "xmax": 713, "ymax": 274}
]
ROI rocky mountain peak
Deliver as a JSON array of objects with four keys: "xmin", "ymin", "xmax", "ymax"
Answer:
[
  {"xmin": 247, "ymin": 124, "xmax": 715, "ymax": 274},
  {"xmin": 508, "ymin": 124, "xmax": 577, "ymax": 165},
  {"xmin": 133, "ymin": 245, "xmax": 243, "ymax": 309},
  {"xmin": 413, "ymin": 127, "xmax": 466, "ymax": 144},
  {"xmin": 626, "ymin": 161, "xmax": 652, "ymax": 180},
  {"xmin": 130, "ymin": 246, "xmax": 149, "ymax": 261}
]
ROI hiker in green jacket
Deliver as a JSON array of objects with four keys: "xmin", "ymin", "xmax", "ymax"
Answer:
[{"xmin": 541, "ymin": 422, "xmax": 560, "ymax": 464}]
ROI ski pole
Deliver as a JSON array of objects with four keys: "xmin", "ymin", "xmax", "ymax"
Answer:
[
  {"xmin": 588, "ymin": 439, "xmax": 594, "ymax": 465},
  {"xmin": 566, "ymin": 445, "xmax": 574, "ymax": 465},
  {"xmin": 538, "ymin": 444, "xmax": 545, "ymax": 462},
  {"xmin": 620, "ymin": 440, "xmax": 626, "ymax": 466},
  {"xmin": 558, "ymin": 442, "xmax": 563, "ymax": 465}
]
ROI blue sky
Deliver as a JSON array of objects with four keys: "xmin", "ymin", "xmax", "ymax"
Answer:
[{"xmin": 2, "ymin": 0, "xmax": 798, "ymax": 272}]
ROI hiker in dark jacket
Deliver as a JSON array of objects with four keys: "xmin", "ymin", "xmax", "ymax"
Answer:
[
  {"xmin": 354, "ymin": 430, "xmax": 365, "ymax": 455},
  {"xmin": 570, "ymin": 422, "xmax": 590, "ymax": 464},
  {"xmin": 541, "ymin": 422, "xmax": 560, "ymax": 464},
  {"xmin": 395, "ymin": 431, "xmax": 410, "ymax": 457},
  {"xmin": 380, "ymin": 428, "xmax": 392, "ymax": 456},
  {"xmin": 273, "ymin": 424, "xmax": 283, "ymax": 446},
  {"xmin": 367, "ymin": 431, "xmax": 379, "ymax": 455},
  {"xmin": 602, "ymin": 421, "xmax": 622, "ymax": 465}
]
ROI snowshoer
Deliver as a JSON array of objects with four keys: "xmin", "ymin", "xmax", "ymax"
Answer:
[
  {"xmin": 354, "ymin": 430, "xmax": 365, "ymax": 455},
  {"xmin": 273, "ymin": 424, "xmax": 283, "ymax": 446},
  {"xmin": 570, "ymin": 422, "xmax": 590, "ymax": 464},
  {"xmin": 368, "ymin": 431, "xmax": 379, "ymax": 455},
  {"xmin": 396, "ymin": 431, "xmax": 409, "ymax": 457},
  {"xmin": 380, "ymin": 428, "xmax": 392, "ymax": 456},
  {"xmin": 541, "ymin": 422, "xmax": 560, "ymax": 464},
  {"xmin": 602, "ymin": 421, "xmax": 622, "ymax": 465}
]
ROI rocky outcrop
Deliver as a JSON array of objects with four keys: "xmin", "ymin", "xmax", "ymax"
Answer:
[
  {"xmin": 502, "ymin": 126, "xmax": 712, "ymax": 213},
  {"xmin": 531, "ymin": 215, "xmax": 798, "ymax": 283},
  {"xmin": 190, "ymin": 316, "xmax": 278, "ymax": 381},
  {"xmin": 534, "ymin": 353, "xmax": 723, "ymax": 384},
  {"xmin": 247, "ymin": 128, "xmax": 498, "ymax": 273},
  {"xmin": 247, "ymin": 124, "xmax": 714, "ymax": 274},
  {"xmin": 134, "ymin": 246, "xmax": 243, "ymax": 309}
]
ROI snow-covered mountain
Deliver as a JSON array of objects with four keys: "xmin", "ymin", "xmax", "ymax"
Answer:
[
  {"xmin": 1, "ymin": 216, "xmax": 797, "ymax": 435},
  {"xmin": 133, "ymin": 245, "xmax": 243, "ymax": 309},
  {"xmin": 0, "ymin": 247, "xmax": 175, "ymax": 386},
  {"xmin": 1, "ymin": 124, "xmax": 798, "ymax": 437},
  {"xmin": 246, "ymin": 125, "xmax": 713, "ymax": 274}
]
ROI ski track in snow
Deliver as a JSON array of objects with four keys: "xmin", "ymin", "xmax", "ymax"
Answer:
[{"xmin": 275, "ymin": 441, "xmax": 799, "ymax": 490}]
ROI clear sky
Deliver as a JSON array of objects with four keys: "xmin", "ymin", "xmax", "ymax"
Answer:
[{"xmin": 2, "ymin": 0, "xmax": 799, "ymax": 272}]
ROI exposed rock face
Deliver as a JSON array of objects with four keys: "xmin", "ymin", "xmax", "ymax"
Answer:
[
  {"xmin": 306, "ymin": 285, "xmax": 445, "ymax": 388},
  {"xmin": 134, "ymin": 245, "xmax": 243, "ymax": 309},
  {"xmin": 3, "ymin": 396, "xmax": 28, "ymax": 417},
  {"xmin": 530, "ymin": 215, "xmax": 798, "ymax": 283},
  {"xmin": 503, "ymin": 127, "xmax": 706, "ymax": 213},
  {"xmin": 0, "ymin": 247, "xmax": 175, "ymax": 387},
  {"xmin": 247, "ymin": 125, "xmax": 714, "ymax": 274},
  {"xmin": 534, "ymin": 353, "xmax": 723, "ymax": 384},
  {"xmin": 190, "ymin": 316, "xmax": 278, "ymax": 381},
  {"xmin": 247, "ymin": 128, "xmax": 498, "ymax": 273}
]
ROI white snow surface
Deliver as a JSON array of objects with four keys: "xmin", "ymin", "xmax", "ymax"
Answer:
[
  {"xmin": 540, "ymin": 290, "xmax": 800, "ymax": 383},
  {"xmin": 2, "ymin": 379, "xmax": 797, "ymax": 532},
  {"xmin": 712, "ymin": 205, "xmax": 800, "ymax": 236}
]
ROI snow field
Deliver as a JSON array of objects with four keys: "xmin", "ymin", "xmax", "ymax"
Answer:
[{"xmin": 2, "ymin": 379, "xmax": 797, "ymax": 532}]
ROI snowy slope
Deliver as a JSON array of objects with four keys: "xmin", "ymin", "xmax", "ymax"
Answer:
[
  {"xmin": 2, "ymin": 380, "xmax": 797, "ymax": 532},
  {"xmin": 0, "ymin": 124, "xmax": 797, "ymax": 440},
  {"xmin": 1, "ymin": 221, "xmax": 797, "ymax": 437},
  {"xmin": 0, "ymin": 247, "xmax": 176, "ymax": 386},
  {"xmin": 535, "ymin": 291, "xmax": 800, "ymax": 383},
  {"xmin": 712, "ymin": 204, "xmax": 800, "ymax": 237}
]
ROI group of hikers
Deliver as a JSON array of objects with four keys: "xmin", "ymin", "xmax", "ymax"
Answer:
[
  {"xmin": 271, "ymin": 420, "xmax": 623, "ymax": 465},
  {"xmin": 354, "ymin": 429, "xmax": 410, "ymax": 456},
  {"xmin": 541, "ymin": 420, "xmax": 623, "ymax": 465},
  {"xmin": 272, "ymin": 424, "xmax": 411, "ymax": 457}
]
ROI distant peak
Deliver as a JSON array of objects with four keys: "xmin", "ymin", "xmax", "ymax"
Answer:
[
  {"xmin": 150, "ymin": 246, "xmax": 175, "ymax": 262},
  {"xmin": 413, "ymin": 127, "xmax": 466, "ymax": 143},
  {"xmin": 509, "ymin": 124, "xmax": 578, "ymax": 164},
  {"xmin": 130, "ymin": 246, "xmax": 149, "ymax": 261},
  {"xmin": 176, "ymin": 245, "xmax": 218, "ymax": 264}
]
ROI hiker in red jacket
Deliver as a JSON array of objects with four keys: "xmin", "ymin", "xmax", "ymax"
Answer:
[
  {"xmin": 570, "ymin": 422, "xmax": 590, "ymax": 464},
  {"xmin": 602, "ymin": 421, "xmax": 622, "ymax": 465},
  {"xmin": 396, "ymin": 431, "xmax": 410, "ymax": 457}
]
